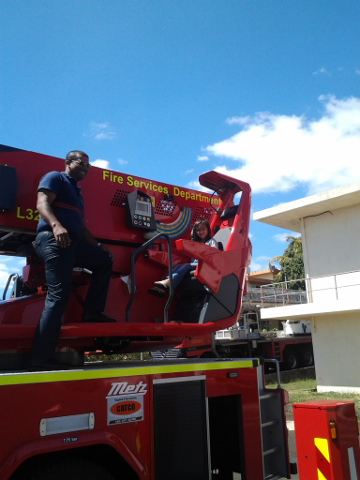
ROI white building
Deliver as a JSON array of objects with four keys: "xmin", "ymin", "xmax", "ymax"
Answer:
[{"xmin": 254, "ymin": 182, "xmax": 360, "ymax": 393}]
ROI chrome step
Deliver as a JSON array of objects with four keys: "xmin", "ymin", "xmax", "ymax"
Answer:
[
  {"xmin": 260, "ymin": 392, "xmax": 277, "ymax": 401},
  {"xmin": 264, "ymin": 474, "xmax": 283, "ymax": 480},
  {"xmin": 263, "ymin": 446, "xmax": 281, "ymax": 456},
  {"xmin": 261, "ymin": 419, "xmax": 279, "ymax": 428}
]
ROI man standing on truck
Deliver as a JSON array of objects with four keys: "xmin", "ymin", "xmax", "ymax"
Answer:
[{"xmin": 29, "ymin": 150, "xmax": 115, "ymax": 371}]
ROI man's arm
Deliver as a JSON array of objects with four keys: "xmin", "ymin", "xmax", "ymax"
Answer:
[
  {"xmin": 82, "ymin": 226, "xmax": 113, "ymax": 260},
  {"xmin": 37, "ymin": 189, "xmax": 71, "ymax": 248}
]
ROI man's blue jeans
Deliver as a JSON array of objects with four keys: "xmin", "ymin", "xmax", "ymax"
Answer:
[{"xmin": 30, "ymin": 231, "xmax": 113, "ymax": 359}]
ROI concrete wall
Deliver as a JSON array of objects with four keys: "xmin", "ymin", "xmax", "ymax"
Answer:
[
  {"xmin": 302, "ymin": 203, "xmax": 360, "ymax": 303},
  {"xmin": 312, "ymin": 311, "xmax": 360, "ymax": 393},
  {"xmin": 303, "ymin": 203, "xmax": 360, "ymax": 277}
]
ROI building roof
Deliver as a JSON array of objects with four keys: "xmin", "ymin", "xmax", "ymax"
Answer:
[
  {"xmin": 247, "ymin": 268, "xmax": 279, "ymax": 286},
  {"xmin": 248, "ymin": 268, "xmax": 279, "ymax": 277},
  {"xmin": 253, "ymin": 181, "xmax": 360, "ymax": 232}
]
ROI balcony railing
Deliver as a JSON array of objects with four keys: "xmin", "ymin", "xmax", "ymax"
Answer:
[
  {"xmin": 242, "ymin": 286, "xmax": 263, "ymax": 304},
  {"xmin": 260, "ymin": 269, "xmax": 360, "ymax": 308}
]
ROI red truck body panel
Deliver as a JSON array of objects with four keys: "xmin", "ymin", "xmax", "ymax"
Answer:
[
  {"xmin": 0, "ymin": 359, "xmax": 284, "ymax": 480},
  {"xmin": 0, "ymin": 145, "xmax": 252, "ymax": 359}
]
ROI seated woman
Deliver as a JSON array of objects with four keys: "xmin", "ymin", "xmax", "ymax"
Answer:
[{"xmin": 149, "ymin": 219, "xmax": 218, "ymax": 298}]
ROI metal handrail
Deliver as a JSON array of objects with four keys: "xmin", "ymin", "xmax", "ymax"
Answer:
[
  {"xmin": 260, "ymin": 269, "xmax": 360, "ymax": 308},
  {"xmin": 2, "ymin": 273, "xmax": 19, "ymax": 301},
  {"xmin": 263, "ymin": 359, "xmax": 281, "ymax": 389},
  {"xmin": 126, "ymin": 233, "xmax": 173, "ymax": 323}
]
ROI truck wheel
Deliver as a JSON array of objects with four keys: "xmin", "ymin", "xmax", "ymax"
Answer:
[
  {"xmin": 23, "ymin": 457, "xmax": 116, "ymax": 480},
  {"xmin": 200, "ymin": 351, "xmax": 217, "ymax": 358},
  {"xmin": 301, "ymin": 347, "xmax": 314, "ymax": 367},
  {"xmin": 283, "ymin": 348, "xmax": 299, "ymax": 370}
]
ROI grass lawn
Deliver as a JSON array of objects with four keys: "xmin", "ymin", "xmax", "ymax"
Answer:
[{"xmin": 267, "ymin": 378, "xmax": 360, "ymax": 412}]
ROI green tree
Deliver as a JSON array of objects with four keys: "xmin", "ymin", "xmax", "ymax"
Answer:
[{"xmin": 270, "ymin": 236, "xmax": 305, "ymax": 290}]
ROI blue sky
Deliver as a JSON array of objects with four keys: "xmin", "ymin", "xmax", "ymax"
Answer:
[{"xmin": 1, "ymin": 0, "xmax": 360, "ymax": 294}]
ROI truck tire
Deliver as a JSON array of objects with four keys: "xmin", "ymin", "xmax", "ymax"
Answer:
[
  {"xmin": 200, "ymin": 351, "xmax": 217, "ymax": 358},
  {"xmin": 301, "ymin": 346, "xmax": 314, "ymax": 367},
  {"xmin": 283, "ymin": 348, "xmax": 299, "ymax": 370},
  {"xmin": 21, "ymin": 456, "xmax": 116, "ymax": 480}
]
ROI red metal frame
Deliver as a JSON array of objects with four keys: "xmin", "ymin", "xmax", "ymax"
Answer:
[
  {"xmin": 0, "ymin": 146, "xmax": 252, "ymax": 357},
  {"xmin": 0, "ymin": 147, "xmax": 294, "ymax": 480}
]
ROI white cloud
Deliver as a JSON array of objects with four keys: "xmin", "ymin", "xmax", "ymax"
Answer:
[
  {"xmin": 226, "ymin": 116, "xmax": 252, "ymax": 125},
  {"xmin": 197, "ymin": 155, "xmax": 209, "ymax": 162},
  {"xmin": 0, "ymin": 271, "xmax": 9, "ymax": 292},
  {"xmin": 1, "ymin": 257, "xmax": 13, "ymax": 263},
  {"xmin": 249, "ymin": 260, "xmax": 262, "ymax": 272},
  {"xmin": 185, "ymin": 169, "xmax": 194, "ymax": 175},
  {"xmin": 0, "ymin": 257, "xmax": 26, "ymax": 296},
  {"xmin": 118, "ymin": 158, "xmax": 128, "ymax": 166},
  {"xmin": 87, "ymin": 122, "xmax": 117, "ymax": 141},
  {"xmin": 186, "ymin": 180, "xmax": 213, "ymax": 193},
  {"xmin": 92, "ymin": 159, "xmax": 110, "ymax": 169},
  {"xmin": 250, "ymin": 255, "xmax": 270, "ymax": 272},
  {"xmin": 356, "ymin": 69, "xmax": 360, "ymax": 76},
  {"xmin": 94, "ymin": 132, "xmax": 116, "ymax": 140},
  {"xmin": 273, "ymin": 232, "xmax": 298, "ymax": 242},
  {"xmin": 248, "ymin": 232, "xmax": 253, "ymax": 239},
  {"xmin": 313, "ymin": 67, "xmax": 331, "ymax": 75},
  {"xmin": 205, "ymin": 95, "xmax": 360, "ymax": 195},
  {"xmin": 0, "ymin": 263, "xmax": 11, "ymax": 292}
]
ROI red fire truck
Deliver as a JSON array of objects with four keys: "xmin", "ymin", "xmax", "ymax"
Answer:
[
  {"xmin": 158, "ymin": 314, "xmax": 314, "ymax": 371},
  {"xmin": 0, "ymin": 144, "xmax": 293, "ymax": 479}
]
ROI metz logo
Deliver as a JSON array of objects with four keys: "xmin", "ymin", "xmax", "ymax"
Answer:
[{"xmin": 107, "ymin": 381, "xmax": 147, "ymax": 397}]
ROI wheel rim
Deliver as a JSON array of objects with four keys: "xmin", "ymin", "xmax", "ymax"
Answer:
[
  {"xmin": 303, "ymin": 351, "xmax": 314, "ymax": 366},
  {"xmin": 287, "ymin": 354, "xmax": 297, "ymax": 369}
]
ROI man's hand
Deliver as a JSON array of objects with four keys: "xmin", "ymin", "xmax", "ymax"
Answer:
[
  {"xmin": 37, "ymin": 189, "xmax": 71, "ymax": 248},
  {"xmin": 81, "ymin": 226, "xmax": 114, "ymax": 261},
  {"xmin": 53, "ymin": 224, "xmax": 71, "ymax": 248},
  {"xmin": 99, "ymin": 244, "xmax": 114, "ymax": 262}
]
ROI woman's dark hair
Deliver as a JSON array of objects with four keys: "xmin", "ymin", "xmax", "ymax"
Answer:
[{"xmin": 192, "ymin": 219, "xmax": 212, "ymax": 243}]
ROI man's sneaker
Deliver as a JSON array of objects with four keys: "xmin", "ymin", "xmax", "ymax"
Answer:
[
  {"xmin": 82, "ymin": 312, "xmax": 116, "ymax": 323},
  {"xmin": 28, "ymin": 358, "xmax": 71, "ymax": 372}
]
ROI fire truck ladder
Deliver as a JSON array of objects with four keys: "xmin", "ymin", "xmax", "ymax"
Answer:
[
  {"xmin": 259, "ymin": 359, "xmax": 289, "ymax": 480},
  {"xmin": 274, "ymin": 342, "xmax": 281, "ymax": 361}
]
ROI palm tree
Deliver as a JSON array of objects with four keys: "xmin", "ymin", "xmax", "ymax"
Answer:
[{"xmin": 269, "ymin": 236, "xmax": 305, "ymax": 290}]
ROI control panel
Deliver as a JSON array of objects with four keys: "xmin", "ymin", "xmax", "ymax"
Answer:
[{"xmin": 126, "ymin": 190, "xmax": 157, "ymax": 231}]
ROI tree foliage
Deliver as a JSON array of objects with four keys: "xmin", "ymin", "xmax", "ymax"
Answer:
[
  {"xmin": 270, "ymin": 236, "xmax": 305, "ymax": 290},
  {"xmin": 86, "ymin": 352, "xmax": 152, "ymax": 362}
]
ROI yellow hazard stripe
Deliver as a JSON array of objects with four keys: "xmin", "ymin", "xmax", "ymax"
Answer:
[
  {"xmin": 315, "ymin": 438, "xmax": 330, "ymax": 463},
  {"xmin": 317, "ymin": 469, "xmax": 327, "ymax": 480},
  {"xmin": 315, "ymin": 437, "xmax": 331, "ymax": 480},
  {"xmin": 0, "ymin": 359, "xmax": 259, "ymax": 386}
]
